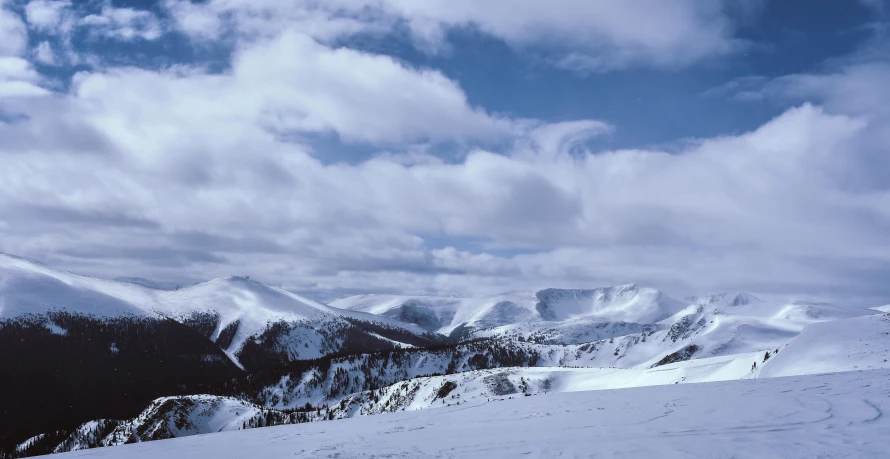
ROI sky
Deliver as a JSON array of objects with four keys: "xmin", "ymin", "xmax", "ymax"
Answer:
[{"xmin": 1, "ymin": 0, "xmax": 889, "ymax": 305}]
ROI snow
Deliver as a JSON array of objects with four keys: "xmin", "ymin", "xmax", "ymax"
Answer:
[
  {"xmin": 326, "ymin": 353, "xmax": 765, "ymax": 417},
  {"xmin": 536, "ymin": 285, "xmax": 689, "ymax": 323},
  {"xmin": 8, "ymin": 252, "xmax": 890, "ymax": 457},
  {"xmin": 1, "ymin": 253, "xmax": 400, "ymax": 330},
  {"xmin": 334, "ymin": 285, "xmax": 690, "ymax": 335},
  {"xmin": 686, "ymin": 291, "xmax": 762, "ymax": 307},
  {"xmin": 46, "ymin": 321, "xmax": 68, "ymax": 336},
  {"xmin": 760, "ymin": 313, "xmax": 890, "ymax": 378},
  {"xmin": 122, "ymin": 396, "xmax": 263, "ymax": 439},
  {"xmin": 52, "ymin": 368, "xmax": 890, "ymax": 459},
  {"xmin": 15, "ymin": 434, "xmax": 45, "ymax": 453},
  {"xmin": 0, "ymin": 254, "xmax": 432, "ymax": 367},
  {"xmin": 333, "ymin": 291, "xmax": 538, "ymax": 334},
  {"xmin": 0, "ymin": 253, "xmax": 159, "ymax": 318},
  {"xmin": 471, "ymin": 318, "xmax": 652, "ymax": 344},
  {"xmin": 159, "ymin": 277, "xmax": 335, "ymax": 358},
  {"xmin": 367, "ymin": 332, "xmax": 415, "ymax": 349}
]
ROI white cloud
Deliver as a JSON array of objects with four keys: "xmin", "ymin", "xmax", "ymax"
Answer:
[
  {"xmin": 162, "ymin": 0, "xmax": 392, "ymax": 43},
  {"xmin": 24, "ymin": 0, "xmax": 70, "ymax": 31},
  {"xmin": 162, "ymin": 0, "xmax": 224, "ymax": 41},
  {"xmin": 0, "ymin": 0, "xmax": 28, "ymax": 56},
  {"xmin": 23, "ymin": 0, "xmax": 162, "ymax": 54},
  {"xmin": 233, "ymin": 31, "xmax": 513, "ymax": 143},
  {"xmin": 711, "ymin": 59, "xmax": 890, "ymax": 197},
  {"xmin": 519, "ymin": 120, "xmax": 614, "ymax": 160},
  {"xmin": 64, "ymin": 30, "xmax": 512, "ymax": 149},
  {"xmin": 1, "ymin": 0, "xmax": 889, "ymax": 304},
  {"xmin": 765, "ymin": 63, "xmax": 890, "ymax": 119},
  {"xmin": 161, "ymin": 0, "xmax": 750, "ymax": 71},
  {"xmin": 81, "ymin": 1, "xmax": 164, "ymax": 41},
  {"xmin": 380, "ymin": 0, "xmax": 743, "ymax": 70},
  {"xmin": 0, "ymin": 56, "xmax": 48, "ymax": 97},
  {"xmin": 2, "ymin": 77, "xmax": 889, "ymax": 301},
  {"xmin": 33, "ymin": 40, "xmax": 55, "ymax": 65}
]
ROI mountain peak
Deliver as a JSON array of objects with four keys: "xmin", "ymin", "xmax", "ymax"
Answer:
[
  {"xmin": 613, "ymin": 283, "xmax": 639, "ymax": 292},
  {"xmin": 686, "ymin": 292, "xmax": 762, "ymax": 307}
]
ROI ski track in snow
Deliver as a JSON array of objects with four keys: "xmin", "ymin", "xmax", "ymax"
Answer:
[{"xmin": 55, "ymin": 369, "xmax": 890, "ymax": 459}]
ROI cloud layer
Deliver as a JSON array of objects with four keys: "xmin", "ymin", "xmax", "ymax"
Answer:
[{"xmin": 0, "ymin": 0, "xmax": 889, "ymax": 305}]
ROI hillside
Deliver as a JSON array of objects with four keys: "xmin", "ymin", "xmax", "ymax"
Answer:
[
  {"xmin": 0, "ymin": 253, "xmax": 440, "ymax": 368},
  {"xmin": 3, "ymin": 253, "xmax": 883, "ymax": 458},
  {"xmin": 21, "ymin": 306, "xmax": 889, "ymax": 454},
  {"xmin": 47, "ymin": 368, "xmax": 890, "ymax": 459},
  {"xmin": 0, "ymin": 254, "xmax": 441, "ymax": 453},
  {"xmin": 759, "ymin": 313, "xmax": 890, "ymax": 377},
  {"xmin": 333, "ymin": 284, "xmax": 690, "ymax": 336}
]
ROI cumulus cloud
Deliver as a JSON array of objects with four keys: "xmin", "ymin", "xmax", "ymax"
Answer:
[
  {"xmin": 3, "ymin": 80, "xmax": 889, "ymax": 302},
  {"xmin": 381, "ymin": 0, "xmax": 744, "ymax": 70},
  {"xmin": 24, "ymin": 0, "xmax": 70, "ymax": 32},
  {"xmin": 1, "ymin": 0, "xmax": 889, "ymax": 305},
  {"xmin": 80, "ymin": 1, "xmax": 164, "ymax": 41},
  {"xmin": 54, "ymin": 30, "xmax": 511, "ymax": 155},
  {"xmin": 0, "ymin": 56, "xmax": 48, "ymax": 97},
  {"xmin": 161, "ymin": 0, "xmax": 225, "ymax": 41},
  {"xmin": 0, "ymin": 0, "xmax": 28, "ymax": 56},
  {"xmin": 710, "ymin": 57, "xmax": 890, "ymax": 197},
  {"xmin": 23, "ymin": 0, "xmax": 163, "ymax": 43},
  {"xmin": 32, "ymin": 41, "xmax": 55, "ymax": 65},
  {"xmin": 160, "ymin": 0, "xmax": 751, "ymax": 71},
  {"xmin": 763, "ymin": 63, "xmax": 890, "ymax": 119}
]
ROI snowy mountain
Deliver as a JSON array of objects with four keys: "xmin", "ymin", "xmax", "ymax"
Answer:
[
  {"xmin": 333, "ymin": 284, "xmax": 689, "ymax": 337},
  {"xmin": 759, "ymin": 312, "xmax": 890, "ymax": 377},
  {"xmin": 0, "ymin": 253, "xmax": 441, "ymax": 368},
  {"xmin": 3, "ymin": 253, "xmax": 885, "ymax": 458},
  {"xmin": 685, "ymin": 291, "xmax": 761, "ymax": 307},
  {"xmin": 21, "ymin": 303, "xmax": 888, "ymax": 455},
  {"xmin": 39, "ymin": 368, "xmax": 890, "ymax": 459},
  {"xmin": 0, "ymin": 254, "xmax": 440, "ymax": 455}
]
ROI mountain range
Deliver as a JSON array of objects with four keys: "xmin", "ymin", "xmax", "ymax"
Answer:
[{"xmin": 1, "ymin": 253, "xmax": 886, "ymax": 457}]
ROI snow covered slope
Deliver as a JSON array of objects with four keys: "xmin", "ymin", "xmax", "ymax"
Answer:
[
  {"xmin": 326, "ymin": 353, "xmax": 764, "ymax": 418},
  {"xmin": 332, "ymin": 291, "xmax": 538, "ymax": 334},
  {"xmin": 6, "ymin": 253, "xmax": 882, "ymax": 458},
  {"xmin": 334, "ymin": 284, "xmax": 690, "ymax": 336},
  {"xmin": 760, "ymin": 312, "xmax": 890, "ymax": 377},
  {"xmin": 39, "ymin": 303, "xmax": 889, "ymax": 453},
  {"xmin": 0, "ymin": 253, "xmax": 159, "ymax": 318},
  {"xmin": 0, "ymin": 253, "xmax": 439, "ymax": 368},
  {"xmin": 113, "ymin": 396, "xmax": 265, "ymax": 442},
  {"xmin": 24, "ymin": 353, "xmax": 763, "ymax": 452},
  {"xmin": 51, "ymin": 369, "xmax": 890, "ymax": 459},
  {"xmin": 0, "ymin": 254, "xmax": 447, "ymax": 452}
]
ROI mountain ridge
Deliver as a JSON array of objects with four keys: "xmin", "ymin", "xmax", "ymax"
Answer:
[{"xmin": 2, "ymin": 252, "xmax": 884, "ymax": 458}]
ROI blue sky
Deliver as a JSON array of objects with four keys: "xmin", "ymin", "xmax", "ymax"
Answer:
[{"xmin": 1, "ymin": 0, "xmax": 890, "ymax": 305}]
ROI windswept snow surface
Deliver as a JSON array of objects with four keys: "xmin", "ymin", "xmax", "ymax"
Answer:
[
  {"xmin": 55, "ymin": 369, "xmax": 890, "ymax": 459},
  {"xmin": 760, "ymin": 313, "xmax": 890, "ymax": 377},
  {"xmin": 0, "ymin": 253, "xmax": 158, "ymax": 318}
]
